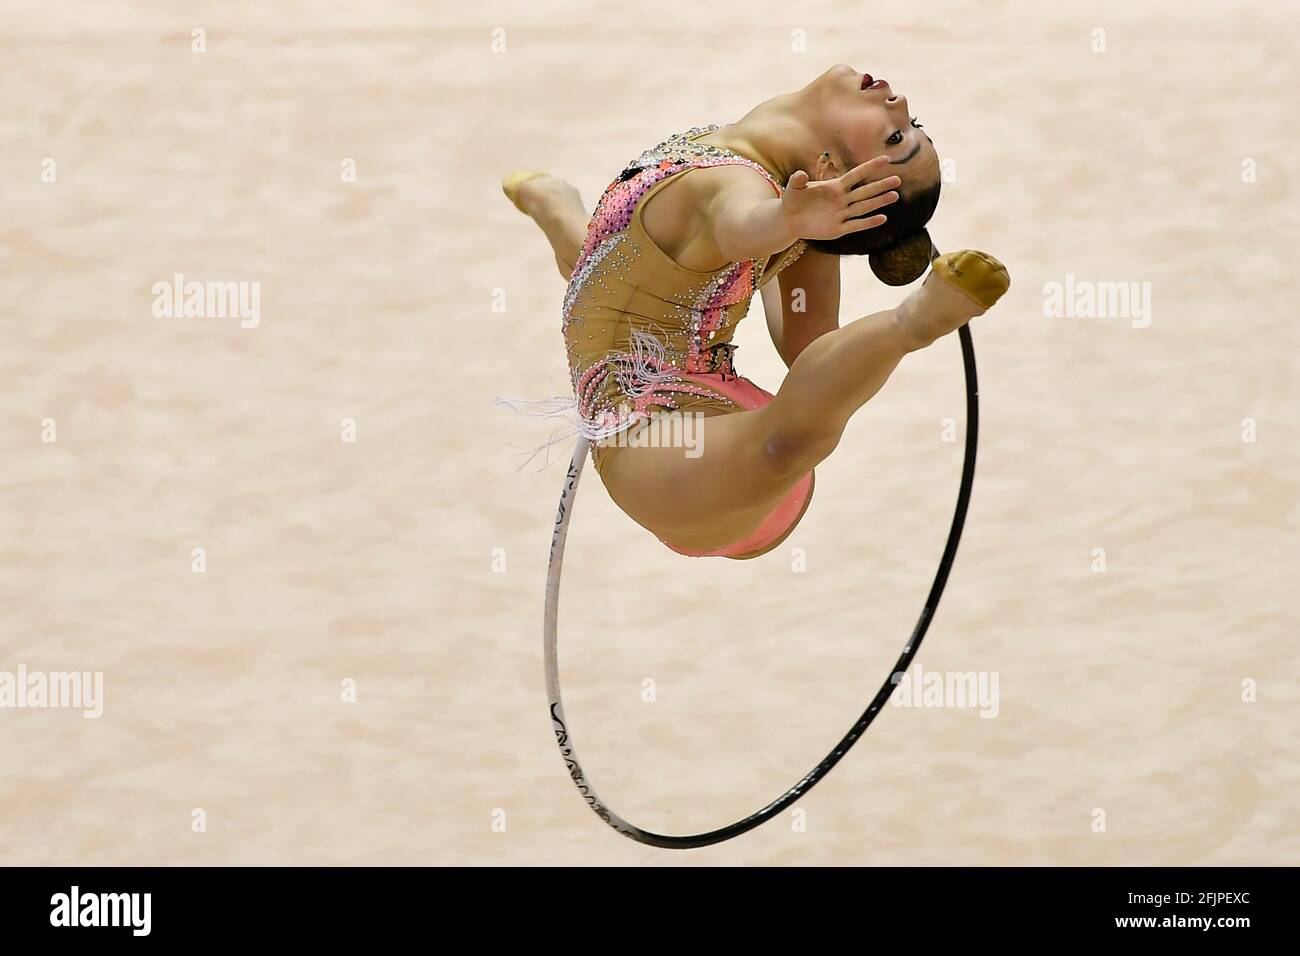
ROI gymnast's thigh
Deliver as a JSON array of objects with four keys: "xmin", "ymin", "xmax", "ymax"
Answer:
[{"xmin": 592, "ymin": 404, "xmax": 803, "ymax": 541}]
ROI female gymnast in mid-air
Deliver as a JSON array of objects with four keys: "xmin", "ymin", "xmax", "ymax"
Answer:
[{"xmin": 504, "ymin": 65, "xmax": 1009, "ymax": 559}]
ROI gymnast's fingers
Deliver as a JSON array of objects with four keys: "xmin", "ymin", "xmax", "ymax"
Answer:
[
  {"xmin": 837, "ymin": 212, "xmax": 888, "ymax": 235},
  {"xmin": 846, "ymin": 190, "xmax": 899, "ymax": 217},
  {"xmin": 838, "ymin": 155, "xmax": 890, "ymax": 188},
  {"xmin": 846, "ymin": 173, "xmax": 902, "ymax": 202}
]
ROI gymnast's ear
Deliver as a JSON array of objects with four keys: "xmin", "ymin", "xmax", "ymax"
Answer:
[{"xmin": 868, "ymin": 230, "xmax": 935, "ymax": 286}]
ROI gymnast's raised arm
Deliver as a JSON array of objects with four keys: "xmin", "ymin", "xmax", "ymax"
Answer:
[{"xmin": 705, "ymin": 155, "xmax": 901, "ymax": 264}]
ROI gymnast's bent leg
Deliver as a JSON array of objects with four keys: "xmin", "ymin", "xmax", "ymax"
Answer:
[
  {"xmin": 598, "ymin": 251, "xmax": 1008, "ymax": 553},
  {"xmin": 503, "ymin": 173, "xmax": 588, "ymax": 279}
]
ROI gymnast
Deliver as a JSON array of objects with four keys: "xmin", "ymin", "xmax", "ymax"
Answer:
[{"xmin": 503, "ymin": 65, "xmax": 1009, "ymax": 559}]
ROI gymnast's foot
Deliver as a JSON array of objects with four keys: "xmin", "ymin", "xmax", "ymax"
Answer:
[
  {"xmin": 895, "ymin": 250, "xmax": 1010, "ymax": 350},
  {"xmin": 502, "ymin": 172, "xmax": 584, "ymax": 222}
]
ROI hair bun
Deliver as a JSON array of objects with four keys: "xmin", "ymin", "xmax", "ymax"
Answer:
[{"xmin": 869, "ymin": 230, "xmax": 935, "ymax": 286}]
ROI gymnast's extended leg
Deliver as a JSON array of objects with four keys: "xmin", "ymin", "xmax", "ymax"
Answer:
[
  {"xmin": 506, "ymin": 174, "xmax": 588, "ymax": 279},
  {"xmin": 597, "ymin": 251, "xmax": 1008, "ymax": 552}
]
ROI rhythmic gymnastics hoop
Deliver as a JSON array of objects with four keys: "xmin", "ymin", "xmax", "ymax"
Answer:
[{"xmin": 543, "ymin": 318, "xmax": 979, "ymax": 849}]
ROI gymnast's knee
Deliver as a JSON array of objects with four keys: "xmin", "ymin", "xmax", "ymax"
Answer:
[{"xmin": 758, "ymin": 422, "xmax": 839, "ymax": 482}]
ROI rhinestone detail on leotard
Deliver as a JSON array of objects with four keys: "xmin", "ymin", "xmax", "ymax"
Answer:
[{"xmin": 562, "ymin": 126, "xmax": 806, "ymax": 442}]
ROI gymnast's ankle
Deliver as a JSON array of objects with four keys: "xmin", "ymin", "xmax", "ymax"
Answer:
[{"xmin": 894, "ymin": 249, "xmax": 1010, "ymax": 351}]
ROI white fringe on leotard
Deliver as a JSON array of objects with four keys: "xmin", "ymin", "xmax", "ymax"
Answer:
[{"xmin": 493, "ymin": 327, "xmax": 675, "ymax": 472}]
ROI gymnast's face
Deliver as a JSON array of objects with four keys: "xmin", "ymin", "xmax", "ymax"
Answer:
[{"xmin": 812, "ymin": 64, "xmax": 940, "ymax": 192}]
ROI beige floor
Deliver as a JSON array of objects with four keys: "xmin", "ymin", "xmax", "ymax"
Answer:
[{"xmin": 1, "ymin": 0, "xmax": 1296, "ymax": 865}]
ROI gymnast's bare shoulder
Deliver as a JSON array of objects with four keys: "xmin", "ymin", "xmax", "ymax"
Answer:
[{"xmin": 639, "ymin": 162, "xmax": 779, "ymax": 273}]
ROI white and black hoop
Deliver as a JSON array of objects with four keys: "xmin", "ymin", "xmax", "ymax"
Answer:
[{"xmin": 543, "ymin": 316, "xmax": 979, "ymax": 848}]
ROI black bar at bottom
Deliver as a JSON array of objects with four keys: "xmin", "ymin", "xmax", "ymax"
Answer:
[{"xmin": 0, "ymin": 865, "xmax": 1280, "ymax": 941}]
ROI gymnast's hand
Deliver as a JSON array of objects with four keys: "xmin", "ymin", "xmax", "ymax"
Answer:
[{"xmin": 781, "ymin": 155, "xmax": 900, "ymax": 241}]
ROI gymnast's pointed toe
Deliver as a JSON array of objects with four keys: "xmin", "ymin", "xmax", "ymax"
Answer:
[
  {"xmin": 502, "ymin": 170, "xmax": 546, "ymax": 213},
  {"xmin": 930, "ymin": 250, "xmax": 1011, "ymax": 312}
]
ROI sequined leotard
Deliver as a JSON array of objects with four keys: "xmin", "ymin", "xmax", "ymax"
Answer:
[{"xmin": 563, "ymin": 126, "xmax": 807, "ymax": 470}]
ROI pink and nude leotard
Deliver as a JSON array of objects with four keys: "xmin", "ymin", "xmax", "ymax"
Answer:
[{"xmin": 562, "ymin": 126, "xmax": 813, "ymax": 559}]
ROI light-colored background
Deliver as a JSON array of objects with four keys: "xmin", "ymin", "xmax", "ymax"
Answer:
[{"xmin": 1, "ymin": 0, "xmax": 1296, "ymax": 865}]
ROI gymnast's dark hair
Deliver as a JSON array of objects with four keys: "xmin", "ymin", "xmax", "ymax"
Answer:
[{"xmin": 806, "ymin": 179, "xmax": 941, "ymax": 285}]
